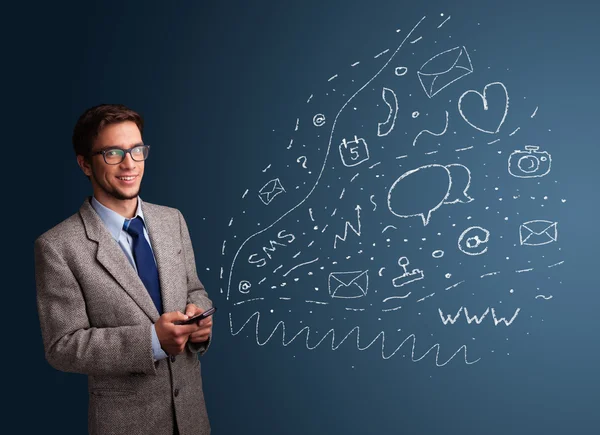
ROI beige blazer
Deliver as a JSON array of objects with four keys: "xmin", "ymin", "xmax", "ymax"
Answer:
[{"xmin": 34, "ymin": 197, "xmax": 212, "ymax": 435}]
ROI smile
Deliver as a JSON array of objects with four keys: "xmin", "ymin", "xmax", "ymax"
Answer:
[{"xmin": 117, "ymin": 175, "xmax": 137, "ymax": 181}]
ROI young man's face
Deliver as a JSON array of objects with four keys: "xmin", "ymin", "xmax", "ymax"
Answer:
[{"xmin": 78, "ymin": 121, "xmax": 145, "ymax": 208}]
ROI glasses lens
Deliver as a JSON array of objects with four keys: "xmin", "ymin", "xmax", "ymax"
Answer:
[
  {"xmin": 131, "ymin": 145, "xmax": 149, "ymax": 161},
  {"xmin": 104, "ymin": 149, "xmax": 125, "ymax": 164}
]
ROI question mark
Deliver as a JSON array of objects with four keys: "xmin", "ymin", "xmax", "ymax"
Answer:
[{"xmin": 297, "ymin": 156, "xmax": 308, "ymax": 169}]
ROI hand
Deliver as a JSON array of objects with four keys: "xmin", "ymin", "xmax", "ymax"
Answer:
[
  {"xmin": 185, "ymin": 304, "xmax": 213, "ymax": 344},
  {"xmin": 155, "ymin": 311, "xmax": 201, "ymax": 355}
]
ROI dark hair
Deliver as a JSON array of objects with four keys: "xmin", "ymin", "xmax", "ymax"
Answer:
[{"xmin": 72, "ymin": 104, "xmax": 144, "ymax": 158}]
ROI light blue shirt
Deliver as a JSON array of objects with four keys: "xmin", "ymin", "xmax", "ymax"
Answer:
[{"xmin": 91, "ymin": 196, "xmax": 168, "ymax": 361}]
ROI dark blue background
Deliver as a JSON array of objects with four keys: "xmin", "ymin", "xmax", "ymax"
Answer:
[{"xmin": 10, "ymin": 1, "xmax": 599, "ymax": 434}]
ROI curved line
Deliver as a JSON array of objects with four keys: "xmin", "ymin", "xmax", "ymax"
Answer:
[
  {"xmin": 282, "ymin": 257, "xmax": 319, "ymax": 277},
  {"xmin": 226, "ymin": 16, "xmax": 427, "ymax": 300},
  {"xmin": 383, "ymin": 294, "xmax": 411, "ymax": 302},
  {"xmin": 412, "ymin": 110, "xmax": 449, "ymax": 146}
]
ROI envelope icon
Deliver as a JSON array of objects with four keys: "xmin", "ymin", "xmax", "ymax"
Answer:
[
  {"xmin": 328, "ymin": 271, "xmax": 369, "ymax": 299},
  {"xmin": 519, "ymin": 220, "xmax": 558, "ymax": 246},
  {"xmin": 417, "ymin": 46, "xmax": 473, "ymax": 98},
  {"xmin": 258, "ymin": 178, "xmax": 286, "ymax": 205}
]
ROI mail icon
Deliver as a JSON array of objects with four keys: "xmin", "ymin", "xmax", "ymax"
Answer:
[
  {"xmin": 328, "ymin": 271, "xmax": 369, "ymax": 299},
  {"xmin": 519, "ymin": 220, "xmax": 558, "ymax": 246},
  {"xmin": 417, "ymin": 46, "xmax": 473, "ymax": 98},
  {"xmin": 258, "ymin": 178, "xmax": 286, "ymax": 205}
]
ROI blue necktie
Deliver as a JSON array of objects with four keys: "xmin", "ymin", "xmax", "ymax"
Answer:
[{"xmin": 124, "ymin": 217, "xmax": 163, "ymax": 314}]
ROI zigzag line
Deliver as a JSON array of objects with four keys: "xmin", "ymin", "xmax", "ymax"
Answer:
[
  {"xmin": 229, "ymin": 311, "xmax": 481, "ymax": 367},
  {"xmin": 334, "ymin": 215, "xmax": 361, "ymax": 248}
]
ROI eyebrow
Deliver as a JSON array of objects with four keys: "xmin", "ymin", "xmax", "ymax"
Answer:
[{"xmin": 96, "ymin": 142, "xmax": 145, "ymax": 152}]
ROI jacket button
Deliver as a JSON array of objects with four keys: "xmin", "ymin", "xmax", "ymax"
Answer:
[
  {"xmin": 170, "ymin": 355, "xmax": 176, "ymax": 363},
  {"xmin": 174, "ymin": 389, "xmax": 179, "ymax": 397}
]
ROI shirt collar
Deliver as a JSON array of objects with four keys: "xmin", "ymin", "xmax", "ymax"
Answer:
[{"xmin": 90, "ymin": 196, "xmax": 146, "ymax": 241}]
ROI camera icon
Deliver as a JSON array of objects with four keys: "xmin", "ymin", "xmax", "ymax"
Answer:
[{"xmin": 508, "ymin": 145, "xmax": 552, "ymax": 178}]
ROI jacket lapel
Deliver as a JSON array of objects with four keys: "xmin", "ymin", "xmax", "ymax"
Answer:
[
  {"xmin": 142, "ymin": 201, "xmax": 184, "ymax": 314},
  {"xmin": 79, "ymin": 198, "xmax": 160, "ymax": 322}
]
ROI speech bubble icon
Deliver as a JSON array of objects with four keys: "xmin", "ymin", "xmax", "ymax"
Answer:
[
  {"xmin": 387, "ymin": 164, "xmax": 452, "ymax": 226},
  {"xmin": 443, "ymin": 164, "xmax": 474, "ymax": 204}
]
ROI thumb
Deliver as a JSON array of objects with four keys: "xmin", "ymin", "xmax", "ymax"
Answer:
[
  {"xmin": 168, "ymin": 311, "xmax": 189, "ymax": 321},
  {"xmin": 185, "ymin": 305, "xmax": 197, "ymax": 317}
]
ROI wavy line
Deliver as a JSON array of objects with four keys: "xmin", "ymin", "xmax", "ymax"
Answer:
[
  {"xmin": 226, "ymin": 16, "xmax": 427, "ymax": 300},
  {"xmin": 383, "ymin": 294, "xmax": 411, "ymax": 302},
  {"xmin": 229, "ymin": 311, "xmax": 480, "ymax": 366},
  {"xmin": 535, "ymin": 295, "xmax": 553, "ymax": 300},
  {"xmin": 413, "ymin": 110, "xmax": 449, "ymax": 147}
]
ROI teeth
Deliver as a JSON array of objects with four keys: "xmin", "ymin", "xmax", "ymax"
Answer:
[{"xmin": 118, "ymin": 176, "xmax": 135, "ymax": 181}]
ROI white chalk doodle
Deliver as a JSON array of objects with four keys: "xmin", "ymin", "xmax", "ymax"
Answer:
[
  {"xmin": 374, "ymin": 48, "xmax": 390, "ymax": 59},
  {"xmin": 458, "ymin": 81, "xmax": 509, "ymax": 134},
  {"xmin": 370, "ymin": 195, "xmax": 377, "ymax": 211},
  {"xmin": 531, "ymin": 106, "xmax": 539, "ymax": 118},
  {"xmin": 339, "ymin": 135, "xmax": 370, "ymax": 167},
  {"xmin": 412, "ymin": 111, "xmax": 449, "ymax": 147},
  {"xmin": 535, "ymin": 295, "xmax": 553, "ymax": 300},
  {"xmin": 438, "ymin": 15, "xmax": 451, "ymax": 28},
  {"xmin": 313, "ymin": 113, "xmax": 326, "ymax": 127},
  {"xmin": 328, "ymin": 270, "xmax": 369, "ymax": 299},
  {"xmin": 238, "ymin": 280, "xmax": 252, "ymax": 294},
  {"xmin": 519, "ymin": 220, "xmax": 558, "ymax": 246},
  {"xmin": 229, "ymin": 311, "xmax": 480, "ymax": 365},
  {"xmin": 439, "ymin": 307, "xmax": 520, "ymax": 326},
  {"xmin": 392, "ymin": 256, "xmax": 425, "ymax": 288},
  {"xmin": 388, "ymin": 163, "xmax": 473, "ymax": 226},
  {"xmin": 258, "ymin": 178, "xmax": 286, "ymax": 205},
  {"xmin": 417, "ymin": 46, "xmax": 473, "ymax": 98},
  {"xmin": 432, "ymin": 250, "xmax": 444, "ymax": 258},
  {"xmin": 508, "ymin": 145, "xmax": 552, "ymax": 178},
  {"xmin": 334, "ymin": 205, "xmax": 362, "ymax": 248},
  {"xmin": 282, "ymin": 258, "xmax": 319, "ymax": 277},
  {"xmin": 297, "ymin": 155, "xmax": 308, "ymax": 169},
  {"xmin": 395, "ymin": 66, "xmax": 408, "ymax": 76},
  {"xmin": 458, "ymin": 226, "xmax": 491, "ymax": 256},
  {"xmin": 444, "ymin": 280, "xmax": 465, "ymax": 291}
]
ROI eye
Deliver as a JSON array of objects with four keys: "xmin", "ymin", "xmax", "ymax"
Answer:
[{"xmin": 106, "ymin": 150, "xmax": 121, "ymax": 157}]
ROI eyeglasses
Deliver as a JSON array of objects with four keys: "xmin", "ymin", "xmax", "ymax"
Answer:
[{"xmin": 91, "ymin": 145, "xmax": 150, "ymax": 165}]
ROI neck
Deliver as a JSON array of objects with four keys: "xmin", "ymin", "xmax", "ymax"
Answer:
[{"xmin": 93, "ymin": 194, "xmax": 138, "ymax": 219}]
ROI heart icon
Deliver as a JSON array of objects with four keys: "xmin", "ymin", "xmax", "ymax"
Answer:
[{"xmin": 458, "ymin": 82, "xmax": 509, "ymax": 134}]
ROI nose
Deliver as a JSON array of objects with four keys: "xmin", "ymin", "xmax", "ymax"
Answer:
[{"xmin": 120, "ymin": 151, "xmax": 136, "ymax": 168}]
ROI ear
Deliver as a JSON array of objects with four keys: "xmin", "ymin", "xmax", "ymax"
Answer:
[{"xmin": 77, "ymin": 154, "xmax": 93, "ymax": 177}]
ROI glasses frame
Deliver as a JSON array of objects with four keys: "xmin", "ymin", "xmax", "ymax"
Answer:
[{"xmin": 91, "ymin": 144, "xmax": 150, "ymax": 165}]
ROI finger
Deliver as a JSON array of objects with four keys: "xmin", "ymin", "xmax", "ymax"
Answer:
[
  {"xmin": 185, "ymin": 304, "xmax": 200, "ymax": 317},
  {"xmin": 164, "ymin": 311, "xmax": 189, "ymax": 322},
  {"xmin": 198, "ymin": 317, "xmax": 213, "ymax": 327},
  {"xmin": 190, "ymin": 333, "xmax": 210, "ymax": 343},
  {"xmin": 174, "ymin": 323, "xmax": 202, "ymax": 334}
]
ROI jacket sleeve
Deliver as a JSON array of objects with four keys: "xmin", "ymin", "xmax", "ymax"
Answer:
[
  {"xmin": 177, "ymin": 210, "xmax": 213, "ymax": 355},
  {"xmin": 34, "ymin": 236, "xmax": 158, "ymax": 376}
]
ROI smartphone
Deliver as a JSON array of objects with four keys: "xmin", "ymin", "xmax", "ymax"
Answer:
[{"xmin": 174, "ymin": 307, "xmax": 217, "ymax": 325}]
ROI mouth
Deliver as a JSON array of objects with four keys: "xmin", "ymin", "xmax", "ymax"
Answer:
[{"xmin": 116, "ymin": 175, "xmax": 138, "ymax": 184}]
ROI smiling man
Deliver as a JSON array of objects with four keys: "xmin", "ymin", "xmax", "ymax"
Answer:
[{"xmin": 34, "ymin": 104, "xmax": 213, "ymax": 435}]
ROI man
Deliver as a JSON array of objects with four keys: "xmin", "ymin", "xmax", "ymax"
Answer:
[{"xmin": 34, "ymin": 104, "xmax": 213, "ymax": 435}]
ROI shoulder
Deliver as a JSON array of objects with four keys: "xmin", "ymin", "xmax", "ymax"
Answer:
[
  {"xmin": 35, "ymin": 211, "xmax": 85, "ymax": 251},
  {"xmin": 142, "ymin": 200, "xmax": 183, "ymax": 221}
]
